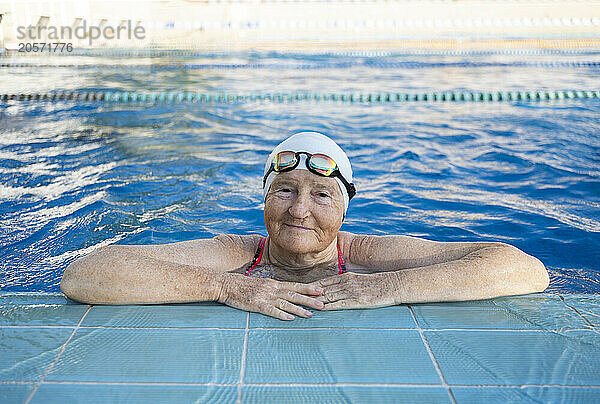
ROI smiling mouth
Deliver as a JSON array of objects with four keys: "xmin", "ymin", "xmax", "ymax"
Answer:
[{"xmin": 285, "ymin": 224, "xmax": 311, "ymax": 230}]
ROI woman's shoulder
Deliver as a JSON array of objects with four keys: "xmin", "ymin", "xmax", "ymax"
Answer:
[
  {"xmin": 337, "ymin": 231, "xmax": 418, "ymax": 265},
  {"xmin": 337, "ymin": 231, "xmax": 360, "ymax": 262},
  {"xmin": 337, "ymin": 231, "xmax": 384, "ymax": 272},
  {"xmin": 337, "ymin": 231, "xmax": 355, "ymax": 252},
  {"xmin": 213, "ymin": 234, "xmax": 265, "ymax": 255},
  {"xmin": 202, "ymin": 234, "xmax": 265, "ymax": 272}
]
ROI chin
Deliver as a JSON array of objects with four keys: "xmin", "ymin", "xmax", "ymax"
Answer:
[
  {"xmin": 275, "ymin": 232, "xmax": 318, "ymax": 254},
  {"xmin": 285, "ymin": 243, "xmax": 315, "ymax": 254}
]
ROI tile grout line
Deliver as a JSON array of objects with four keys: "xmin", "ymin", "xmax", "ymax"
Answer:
[
  {"xmin": 558, "ymin": 295, "xmax": 595, "ymax": 327},
  {"xmin": 408, "ymin": 305, "xmax": 457, "ymax": 404},
  {"xmin": 23, "ymin": 305, "xmax": 92, "ymax": 404},
  {"xmin": 237, "ymin": 311, "xmax": 250, "ymax": 404}
]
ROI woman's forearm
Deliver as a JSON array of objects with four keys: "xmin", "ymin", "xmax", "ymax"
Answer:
[
  {"xmin": 347, "ymin": 233, "xmax": 505, "ymax": 271},
  {"xmin": 393, "ymin": 245, "xmax": 550, "ymax": 303},
  {"xmin": 60, "ymin": 245, "xmax": 223, "ymax": 305}
]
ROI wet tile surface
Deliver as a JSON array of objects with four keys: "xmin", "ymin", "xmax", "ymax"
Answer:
[
  {"xmin": 244, "ymin": 329, "xmax": 440, "ymax": 383},
  {"xmin": 451, "ymin": 387, "xmax": 600, "ymax": 404},
  {"xmin": 0, "ymin": 384, "xmax": 34, "ymax": 403},
  {"xmin": 45, "ymin": 328, "xmax": 245, "ymax": 383},
  {"xmin": 250, "ymin": 304, "xmax": 415, "ymax": 328},
  {"xmin": 32, "ymin": 384, "xmax": 238, "ymax": 404},
  {"xmin": 0, "ymin": 328, "xmax": 73, "ymax": 381},
  {"xmin": 0, "ymin": 293, "xmax": 88, "ymax": 326},
  {"xmin": 82, "ymin": 304, "xmax": 247, "ymax": 328},
  {"xmin": 0, "ymin": 304, "xmax": 88, "ymax": 326},
  {"xmin": 425, "ymin": 330, "xmax": 600, "ymax": 385},
  {"xmin": 2, "ymin": 292, "xmax": 599, "ymax": 403},
  {"xmin": 562, "ymin": 295, "xmax": 600, "ymax": 327},
  {"xmin": 411, "ymin": 294, "xmax": 589, "ymax": 329},
  {"xmin": 243, "ymin": 386, "xmax": 452, "ymax": 403}
]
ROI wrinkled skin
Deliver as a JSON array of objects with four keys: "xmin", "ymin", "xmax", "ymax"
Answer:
[
  {"xmin": 217, "ymin": 271, "xmax": 403, "ymax": 320},
  {"xmin": 264, "ymin": 169, "xmax": 345, "ymax": 259},
  {"xmin": 308, "ymin": 272, "xmax": 402, "ymax": 310},
  {"xmin": 217, "ymin": 272, "xmax": 327, "ymax": 320}
]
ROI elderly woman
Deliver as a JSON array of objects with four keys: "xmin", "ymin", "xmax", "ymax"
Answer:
[{"xmin": 60, "ymin": 131, "xmax": 550, "ymax": 321}]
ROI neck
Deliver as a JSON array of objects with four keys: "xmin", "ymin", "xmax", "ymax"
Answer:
[{"xmin": 266, "ymin": 237, "xmax": 339, "ymax": 271}]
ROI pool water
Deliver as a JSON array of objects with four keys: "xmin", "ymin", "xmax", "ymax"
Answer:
[
  {"xmin": 1, "ymin": 49, "xmax": 600, "ymax": 404},
  {"xmin": 1, "ymin": 50, "xmax": 599, "ymax": 292}
]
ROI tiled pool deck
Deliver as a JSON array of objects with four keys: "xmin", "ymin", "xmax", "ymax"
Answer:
[{"xmin": 1, "ymin": 292, "xmax": 599, "ymax": 403}]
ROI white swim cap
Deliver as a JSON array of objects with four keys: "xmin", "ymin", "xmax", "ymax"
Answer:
[{"xmin": 263, "ymin": 131, "xmax": 354, "ymax": 216}]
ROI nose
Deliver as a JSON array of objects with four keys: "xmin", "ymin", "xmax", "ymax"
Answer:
[{"xmin": 288, "ymin": 191, "xmax": 310, "ymax": 219}]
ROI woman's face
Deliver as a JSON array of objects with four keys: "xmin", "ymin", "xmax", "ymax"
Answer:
[{"xmin": 264, "ymin": 169, "xmax": 345, "ymax": 254}]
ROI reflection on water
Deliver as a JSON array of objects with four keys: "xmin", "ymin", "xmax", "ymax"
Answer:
[{"xmin": 0, "ymin": 52, "xmax": 599, "ymax": 292}]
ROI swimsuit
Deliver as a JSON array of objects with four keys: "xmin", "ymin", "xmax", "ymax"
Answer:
[{"xmin": 244, "ymin": 236, "xmax": 347, "ymax": 276}]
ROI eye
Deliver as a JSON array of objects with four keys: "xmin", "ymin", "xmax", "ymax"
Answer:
[{"xmin": 274, "ymin": 187, "xmax": 295, "ymax": 197}]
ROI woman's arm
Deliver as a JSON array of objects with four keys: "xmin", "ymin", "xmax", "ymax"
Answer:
[
  {"xmin": 312, "ymin": 237, "xmax": 550, "ymax": 309},
  {"xmin": 61, "ymin": 239, "xmax": 327, "ymax": 321},
  {"xmin": 392, "ymin": 244, "xmax": 549, "ymax": 303},
  {"xmin": 60, "ymin": 235, "xmax": 261, "ymax": 304},
  {"xmin": 341, "ymin": 231, "xmax": 511, "ymax": 271},
  {"xmin": 100, "ymin": 234, "xmax": 262, "ymax": 270},
  {"xmin": 60, "ymin": 246, "xmax": 223, "ymax": 304}
]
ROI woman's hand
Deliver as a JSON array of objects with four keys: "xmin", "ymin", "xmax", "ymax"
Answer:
[
  {"xmin": 307, "ymin": 272, "xmax": 403, "ymax": 310},
  {"xmin": 216, "ymin": 273, "xmax": 326, "ymax": 321}
]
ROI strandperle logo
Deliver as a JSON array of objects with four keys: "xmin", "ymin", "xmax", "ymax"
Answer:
[{"xmin": 17, "ymin": 20, "xmax": 146, "ymax": 45}]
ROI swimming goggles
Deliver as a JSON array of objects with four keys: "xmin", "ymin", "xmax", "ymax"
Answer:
[{"xmin": 263, "ymin": 151, "xmax": 356, "ymax": 200}]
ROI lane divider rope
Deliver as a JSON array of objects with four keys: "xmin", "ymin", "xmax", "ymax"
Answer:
[
  {"xmin": 2, "ymin": 61, "xmax": 600, "ymax": 69},
  {"xmin": 1, "ymin": 90, "xmax": 598, "ymax": 103}
]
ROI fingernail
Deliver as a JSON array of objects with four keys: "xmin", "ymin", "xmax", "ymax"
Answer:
[
  {"xmin": 316, "ymin": 300, "xmax": 324, "ymax": 307},
  {"xmin": 286, "ymin": 314, "xmax": 294, "ymax": 320},
  {"xmin": 315, "ymin": 287, "xmax": 324, "ymax": 293}
]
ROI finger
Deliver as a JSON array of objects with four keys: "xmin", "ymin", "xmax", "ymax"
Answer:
[
  {"xmin": 320, "ymin": 285, "xmax": 347, "ymax": 295},
  {"xmin": 262, "ymin": 303, "xmax": 297, "ymax": 321},
  {"xmin": 276, "ymin": 298, "xmax": 314, "ymax": 319},
  {"xmin": 290, "ymin": 281, "xmax": 324, "ymax": 296},
  {"xmin": 319, "ymin": 289, "xmax": 352, "ymax": 303},
  {"xmin": 322, "ymin": 299, "xmax": 360, "ymax": 310},
  {"xmin": 304, "ymin": 281, "xmax": 325, "ymax": 295},
  {"xmin": 316, "ymin": 275, "xmax": 343, "ymax": 287},
  {"xmin": 282, "ymin": 290, "xmax": 325, "ymax": 311}
]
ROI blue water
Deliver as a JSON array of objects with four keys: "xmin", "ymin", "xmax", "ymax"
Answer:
[{"xmin": 1, "ymin": 51, "xmax": 599, "ymax": 292}]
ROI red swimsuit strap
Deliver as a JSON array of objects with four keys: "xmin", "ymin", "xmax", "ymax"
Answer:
[
  {"xmin": 245, "ymin": 237, "xmax": 347, "ymax": 276},
  {"xmin": 337, "ymin": 243, "xmax": 347, "ymax": 274},
  {"xmin": 245, "ymin": 237, "xmax": 266, "ymax": 276}
]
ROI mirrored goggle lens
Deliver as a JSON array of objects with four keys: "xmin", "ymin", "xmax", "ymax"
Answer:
[
  {"xmin": 273, "ymin": 151, "xmax": 297, "ymax": 171},
  {"xmin": 309, "ymin": 154, "xmax": 337, "ymax": 176}
]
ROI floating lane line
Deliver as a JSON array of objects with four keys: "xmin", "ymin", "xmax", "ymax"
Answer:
[{"xmin": 1, "ymin": 90, "xmax": 599, "ymax": 103}]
